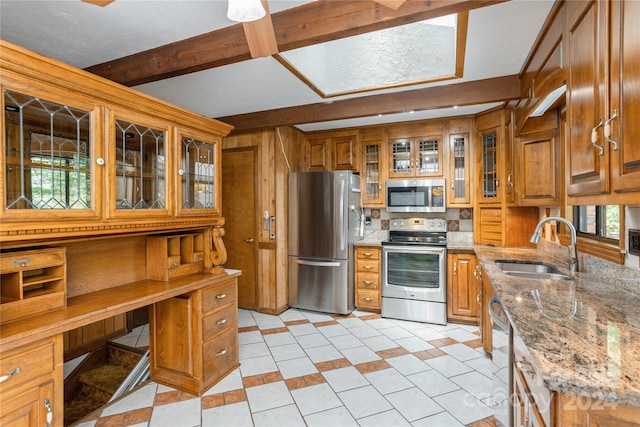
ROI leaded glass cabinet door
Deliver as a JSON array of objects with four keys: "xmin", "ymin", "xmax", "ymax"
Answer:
[
  {"xmin": 2, "ymin": 88, "xmax": 101, "ymax": 221},
  {"xmin": 108, "ymin": 111, "xmax": 170, "ymax": 218},
  {"xmin": 362, "ymin": 140, "xmax": 384, "ymax": 206},
  {"xmin": 416, "ymin": 136, "xmax": 442, "ymax": 176},
  {"xmin": 388, "ymin": 138, "xmax": 412, "ymax": 178},
  {"xmin": 478, "ymin": 128, "xmax": 501, "ymax": 203},
  {"xmin": 177, "ymin": 131, "xmax": 221, "ymax": 216},
  {"xmin": 448, "ymin": 133, "xmax": 471, "ymax": 206}
]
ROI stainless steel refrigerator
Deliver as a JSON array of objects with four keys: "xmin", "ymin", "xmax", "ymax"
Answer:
[{"xmin": 288, "ymin": 171, "xmax": 363, "ymax": 315}]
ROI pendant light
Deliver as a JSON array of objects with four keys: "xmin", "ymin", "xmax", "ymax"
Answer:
[{"xmin": 227, "ymin": 0, "xmax": 266, "ymax": 22}]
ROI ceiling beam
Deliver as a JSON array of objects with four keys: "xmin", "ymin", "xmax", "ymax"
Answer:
[
  {"xmin": 84, "ymin": 0, "xmax": 508, "ymax": 87},
  {"xmin": 217, "ymin": 74, "xmax": 521, "ymax": 132}
]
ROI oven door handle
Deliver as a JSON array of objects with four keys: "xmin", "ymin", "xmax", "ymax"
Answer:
[{"xmin": 296, "ymin": 259, "xmax": 342, "ymax": 267}]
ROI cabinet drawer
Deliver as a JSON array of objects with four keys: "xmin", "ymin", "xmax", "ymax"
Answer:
[
  {"xmin": 356, "ymin": 290, "xmax": 380, "ymax": 310},
  {"xmin": 202, "ymin": 279, "xmax": 237, "ymax": 315},
  {"xmin": 203, "ymin": 304, "xmax": 237, "ymax": 341},
  {"xmin": 356, "ymin": 247, "xmax": 380, "ymax": 260},
  {"xmin": 0, "ymin": 248, "xmax": 65, "ymax": 273},
  {"xmin": 0, "ymin": 339, "xmax": 55, "ymax": 398},
  {"xmin": 356, "ymin": 273, "xmax": 379, "ymax": 290},
  {"xmin": 513, "ymin": 334, "xmax": 553, "ymax": 426},
  {"xmin": 203, "ymin": 327, "xmax": 237, "ymax": 382},
  {"xmin": 356, "ymin": 260, "xmax": 379, "ymax": 273}
]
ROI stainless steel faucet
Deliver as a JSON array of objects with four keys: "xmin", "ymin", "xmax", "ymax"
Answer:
[{"xmin": 529, "ymin": 216, "xmax": 578, "ymax": 274}]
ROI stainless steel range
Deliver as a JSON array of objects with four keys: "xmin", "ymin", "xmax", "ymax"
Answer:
[{"xmin": 381, "ymin": 218, "xmax": 447, "ymax": 325}]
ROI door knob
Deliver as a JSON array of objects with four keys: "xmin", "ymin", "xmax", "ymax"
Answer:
[{"xmin": 243, "ymin": 237, "xmax": 254, "ymax": 243}]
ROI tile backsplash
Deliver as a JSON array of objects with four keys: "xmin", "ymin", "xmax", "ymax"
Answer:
[{"xmin": 362, "ymin": 208, "xmax": 474, "ymax": 246}]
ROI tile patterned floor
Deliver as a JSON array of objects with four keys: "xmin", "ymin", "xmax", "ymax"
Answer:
[{"xmin": 76, "ymin": 309, "xmax": 497, "ymax": 427}]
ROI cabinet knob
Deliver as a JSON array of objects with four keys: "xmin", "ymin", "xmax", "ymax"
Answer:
[
  {"xmin": 96, "ymin": 157, "xmax": 105, "ymax": 166},
  {"xmin": 171, "ymin": 260, "xmax": 180, "ymax": 267},
  {"xmin": 178, "ymin": 169, "xmax": 185, "ymax": 176}
]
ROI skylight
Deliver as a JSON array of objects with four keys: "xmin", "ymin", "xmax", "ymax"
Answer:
[{"xmin": 276, "ymin": 13, "xmax": 466, "ymax": 98}]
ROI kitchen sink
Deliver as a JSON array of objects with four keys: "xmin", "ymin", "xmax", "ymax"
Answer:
[{"xmin": 495, "ymin": 260, "xmax": 573, "ymax": 281}]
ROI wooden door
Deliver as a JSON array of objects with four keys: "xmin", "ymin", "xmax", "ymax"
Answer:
[
  {"xmin": 565, "ymin": 0, "xmax": 609, "ymax": 197},
  {"xmin": 222, "ymin": 148, "xmax": 257, "ymax": 309},
  {"xmin": 447, "ymin": 253, "xmax": 478, "ymax": 323},
  {"xmin": 609, "ymin": 0, "xmax": 640, "ymax": 195}
]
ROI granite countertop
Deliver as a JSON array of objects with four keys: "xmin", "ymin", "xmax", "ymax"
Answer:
[{"xmin": 475, "ymin": 245, "xmax": 640, "ymax": 406}]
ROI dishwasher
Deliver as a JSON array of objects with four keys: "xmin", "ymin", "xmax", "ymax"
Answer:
[{"xmin": 488, "ymin": 296, "xmax": 512, "ymax": 427}]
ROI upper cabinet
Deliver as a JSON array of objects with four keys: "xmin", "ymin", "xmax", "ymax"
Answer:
[
  {"xmin": 176, "ymin": 130, "xmax": 222, "ymax": 217},
  {"xmin": 446, "ymin": 117, "xmax": 474, "ymax": 207},
  {"xmin": 0, "ymin": 41, "xmax": 232, "ymax": 243},
  {"xmin": 360, "ymin": 128, "xmax": 386, "ymax": 207},
  {"xmin": 476, "ymin": 126, "xmax": 502, "ymax": 204},
  {"xmin": 303, "ymin": 131, "xmax": 358, "ymax": 172},
  {"xmin": 108, "ymin": 109, "xmax": 171, "ymax": 219},
  {"xmin": 387, "ymin": 136, "xmax": 443, "ymax": 178},
  {"xmin": 565, "ymin": 0, "xmax": 640, "ymax": 204}
]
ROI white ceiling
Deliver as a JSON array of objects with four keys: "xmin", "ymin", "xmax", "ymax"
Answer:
[{"xmin": 0, "ymin": 0, "xmax": 555, "ymax": 132}]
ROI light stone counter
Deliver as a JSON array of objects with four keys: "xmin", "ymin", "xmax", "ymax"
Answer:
[{"xmin": 475, "ymin": 245, "xmax": 640, "ymax": 406}]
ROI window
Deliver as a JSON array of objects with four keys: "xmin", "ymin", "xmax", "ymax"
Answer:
[{"xmin": 574, "ymin": 205, "xmax": 620, "ymax": 241}]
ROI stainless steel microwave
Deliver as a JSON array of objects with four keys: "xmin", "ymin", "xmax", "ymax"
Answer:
[{"xmin": 386, "ymin": 178, "xmax": 446, "ymax": 213}]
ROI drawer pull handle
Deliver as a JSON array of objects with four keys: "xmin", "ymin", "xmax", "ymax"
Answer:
[
  {"xmin": 516, "ymin": 359, "xmax": 536, "ymax": 378},
  {"xmin": 44, "ymin": 398, "xmax": 53, "ymax": 427},
  {"xmin": 363, "ymin": 265, "xmax": 374, "ymax": 270},
  {"xmin": 363, "ymin": 280, "xmax": 373, "ymax": 285},
  {"xmin": 362, "ymin": 252, "xmax": 373, "ymax": 257},
  {"xmin": 363, "ymin": 297, "xmax": 374, "ymax": 302},
  {"xmin": 0, "ymin": 367, "xmax": 21, "ymax": 383},
  {"xmin": 216, "ymin": 318, "xmax": 228, "ymax": 326},
  {"xmin": 216, "ymin": 348, "xmax": 228, "ymax": 357},
  {"xmin": 13, "ymin": 257, "xmax": 30, "ymax": 267},
  {"xmin": 215, "ymin": 293, "xmax": 228, "ymax": 299}
]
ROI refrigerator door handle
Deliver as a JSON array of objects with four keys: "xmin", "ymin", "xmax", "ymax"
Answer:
[
  {"xmin": 296, "ymin": 259, "xmax": 342, "ymax": 267},
  {"xmin": 339, "ymin": 178, "xmax": 345, "ymax": 251}
]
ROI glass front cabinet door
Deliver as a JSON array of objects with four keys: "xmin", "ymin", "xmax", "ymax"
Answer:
[
  {"xmin": 108, "ymin": 110, "xmax": 170, "ymax": 218},
  {"xmin": 448, "ymin": 133, "xmax": 471, "ymax": 206},
  {"xmin": 2, "ymin": 88, "xmax": 101, "ymax": 222},
  {"xmin": 362, "ymin": 140, "xmax": 384, "ymax": 207},
  {"xmin": 478, "ymin": 128, "xmax": 501, "ymax": 203},
  {"xmin": 177, "ymin": 130, "xmax": 221, "ymax": 217}
]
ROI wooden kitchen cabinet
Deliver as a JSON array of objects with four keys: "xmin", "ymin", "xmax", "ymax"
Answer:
[
  {"xmin": 447, "ymin": 132, "xmax": 472, "ymax": 207},
  {"xmin": 150, "ymin": 276, "xmax": 239, "ymax": 395},
  {"xmin": 565, "ymin": 0, "xmax": 640, "ymax": 204},
  {"xmin": 0, "ymin": 41, "xmax": 232, "ymax": 243},
  {"xmin": 0, "ymin": 247, "xmax": 66, "ymax": 324},
  {"xmin": 304, "ymin": 131, "xmax": 358, "ymax": 172},
  {"xmin": 354, "ymin": 246, "xmax": 381, "ymax": 312},
  {"xmin": 515, "ymin": 126, "xmax": 561, "ymax": 206},
  {"xmin": 361, "ymin": 138, "xmax": 385, "ymax": 207},
  {"xmin": 446, "ymin": 252, "xmax": 478, "ymax": 324},
  {"xmin": 0, "ymin": 335, "xmax": 63, "ymax": 427},
  {"xmin": 388, "ymin": 136, "xmax": 443, "ymax": 178}
]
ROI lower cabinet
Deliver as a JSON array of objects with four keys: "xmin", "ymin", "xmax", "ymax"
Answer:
[
  {"xmin": 446, "ymin": 252, "xmax": 479, "ymax": 324},
  {"xmin": 354, "ymin": 246, "xmax": 381, "ymax": 312},
  {"xmin": 150, "ymin": 276, "xmax": 239, "ymax": 395},
  {"xmin": 0, "ymin": 335, "xmax": 63, "ymax": 427},
  {"xmin": 513, "ymin": 333, "xmax": 555, "ymax": 427},
  {"xmin": 477, "ymin": 265, "xmax": 494, "ymax": 354}
]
